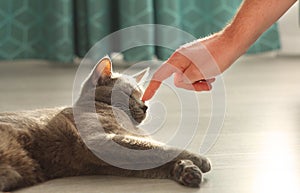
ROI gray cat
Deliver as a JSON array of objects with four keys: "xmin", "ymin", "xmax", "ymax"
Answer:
[{"xmin": 0, "ymin": 56, "xmax": 211, "ymax": 192}]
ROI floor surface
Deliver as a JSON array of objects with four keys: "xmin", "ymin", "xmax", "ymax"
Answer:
[{"xmin": 0, "ymin": 56, "xmax": 300, "ymax": 193}]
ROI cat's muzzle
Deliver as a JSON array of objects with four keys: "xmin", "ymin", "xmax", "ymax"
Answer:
[{"xmin": 141, "ymin": 105, "xmax": 148, "ymax": 113}]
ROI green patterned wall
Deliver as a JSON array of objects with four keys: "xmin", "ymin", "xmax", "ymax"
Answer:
[
  {"xmin": 0, "ymin": 0, "xmax": 74, "ymax": 62},
  {"xmin": 0, "ymin": 0, "xmax": 280, "ymax": 63}
]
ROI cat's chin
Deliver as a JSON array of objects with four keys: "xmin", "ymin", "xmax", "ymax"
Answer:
[
  {"xmin": 131, "ymin": 113, "xmax": 147, "ymax": 125},
  {"xmin": 132, "ymin": 117, "xmax": 145, "ymax": 125}
]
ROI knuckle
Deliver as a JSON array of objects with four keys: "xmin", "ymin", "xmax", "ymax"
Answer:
[{"xmin": 152, "ymin": 73, "xmax": 160, "ymax": 81}]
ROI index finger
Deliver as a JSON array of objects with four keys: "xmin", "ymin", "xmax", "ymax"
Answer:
[{"xmin": 142, "ymin": 62, "xmax": 177, "ymax": 101}]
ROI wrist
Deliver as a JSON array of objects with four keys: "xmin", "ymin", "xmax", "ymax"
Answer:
[{"xmin": 201, "ymin": 32, "xmax": 242, "ymax": 73}]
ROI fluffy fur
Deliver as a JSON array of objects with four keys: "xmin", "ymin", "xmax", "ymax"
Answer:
[{"xmin": 0, "ymin": 57, "xmax": 211, "ymax": 191}]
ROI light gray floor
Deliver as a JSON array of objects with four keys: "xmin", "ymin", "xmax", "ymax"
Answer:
[{"xmin": 1, "ymin": 56, "xmax": 300, "ymax": 193}]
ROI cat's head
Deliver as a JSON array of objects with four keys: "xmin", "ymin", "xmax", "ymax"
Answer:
[{"xmin": 78, "ymin": 56, "xmax": 149, "ymax": 124}]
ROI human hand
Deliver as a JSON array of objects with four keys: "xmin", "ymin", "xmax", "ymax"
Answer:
[{"xmin": 142, "ymin": 35, "xmax": 227, "ymax": 101}]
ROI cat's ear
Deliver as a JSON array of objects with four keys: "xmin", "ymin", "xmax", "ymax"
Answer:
[
  {"xmin": 132, "ymin": 67, "xmax": 149, "ymax": 84},
  {"xmin": 91, "ymin": 56, "xmax": 113, "ymax": 85}
]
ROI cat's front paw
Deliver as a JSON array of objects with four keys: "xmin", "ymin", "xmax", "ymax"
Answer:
[
  {"xmin": 178, "ymin": 151, "xmax": 212, "ymax": 173},
  {"xmin": 173, "ymin": 160, "xmax": 202, "ymax": 187}
]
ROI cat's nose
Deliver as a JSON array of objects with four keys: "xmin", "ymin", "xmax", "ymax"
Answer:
[{"xmin": 141, "ymin": 105, "xmax": 148, "ymax": 113}]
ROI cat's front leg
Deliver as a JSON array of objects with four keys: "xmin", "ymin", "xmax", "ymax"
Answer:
[
  {"xmin": 93, "ymin": 134, "xmax": 212, "ymax": 187},
  {"xmin": 109, "ymin": 135, "xmax": 211, "ymax": 173}
]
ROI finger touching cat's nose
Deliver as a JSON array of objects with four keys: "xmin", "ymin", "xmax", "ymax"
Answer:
[
  {"xmin": 142, "ymin": 62, "xmax": 177, "ymax": 101},
  {"xmin": 142, "ymin": 80, "xmax": 161, "ymax": 101}
]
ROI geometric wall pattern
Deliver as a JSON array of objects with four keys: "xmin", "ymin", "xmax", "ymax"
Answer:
[
  {"xmin": 0, "ymin": 0, "xmax": 281, "ymax": 63},
  {"xmin": 0, "ymin": 0, "xmax": 74, "ymax": 62}
]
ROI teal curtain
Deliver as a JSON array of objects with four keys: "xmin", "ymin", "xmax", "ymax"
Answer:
[
  {"xmin": 0, "ymin": 0, "xmax": 280, "ymax": 63},
  {"xmin": 0, "ymin": 0, "xmax": 74, "ymax": 62}
]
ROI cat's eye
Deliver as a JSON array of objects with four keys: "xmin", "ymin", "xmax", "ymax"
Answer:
[{"xmin": 130, "ymin": 90, "xmax": 142, "ymax": 99}]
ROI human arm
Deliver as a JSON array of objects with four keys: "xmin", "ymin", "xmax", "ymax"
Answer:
[{"xmin": 142, "ymin": 0, "xmax": 297, "ymax": 101}]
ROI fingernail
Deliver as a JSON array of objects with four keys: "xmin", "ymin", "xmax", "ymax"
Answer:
[
  {"xmin": 141, "ymin": 95, "xmax": 148, "ymax": 102},
  {"xmin": 142, "ymin": 92, "xmax": 151, "ymax": 101}
]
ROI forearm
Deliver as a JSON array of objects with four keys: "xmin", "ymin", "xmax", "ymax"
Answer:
[
  {"xmin": 202, "ymin": 0, "xmax": 297, "ymax": 72},
  {"xmin": 223, "ymin": 0, "xmax": 297, "ymax": 54}
]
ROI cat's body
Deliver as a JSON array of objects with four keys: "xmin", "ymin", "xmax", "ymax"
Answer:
[{"xmin": 0, "ymin": 57, "xmax": 211, "ymax": 191}]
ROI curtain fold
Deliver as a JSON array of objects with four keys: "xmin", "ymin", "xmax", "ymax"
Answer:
[
  {"xmin": 0, "ymin": 0, "xmax": 281, "ymax": 63},
  {"xmin": 119, "ymin": 0, "xmax": 155, "ymax": 61}
]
